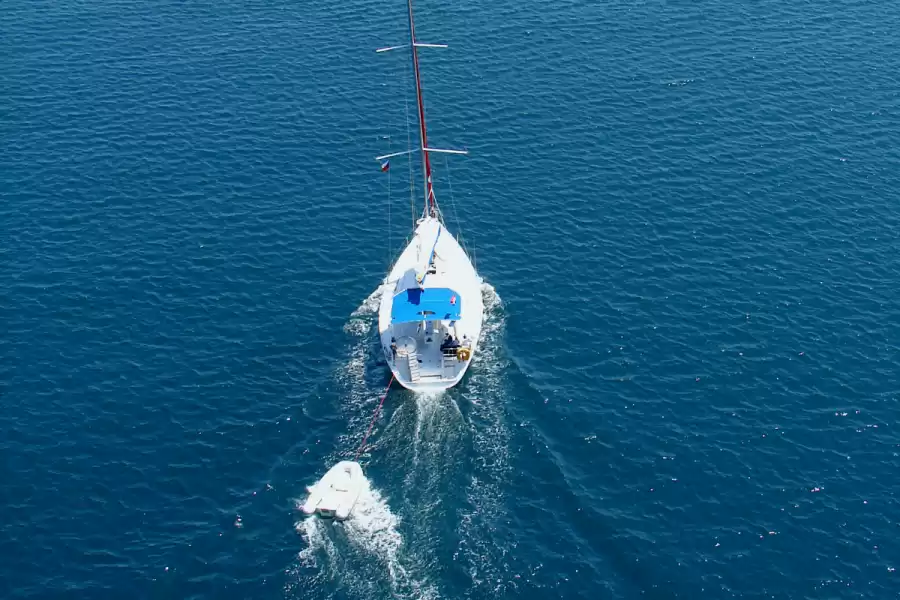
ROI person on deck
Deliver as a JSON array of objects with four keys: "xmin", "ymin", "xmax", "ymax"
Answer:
[{"xmin": 440, "ymin": 333, "xmax": 453, "ymax": 352}]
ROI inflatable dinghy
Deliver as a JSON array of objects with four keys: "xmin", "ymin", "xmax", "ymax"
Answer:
[{"xmin": 301, "ymin": 461, "xmax": 364, "ymax": 521}]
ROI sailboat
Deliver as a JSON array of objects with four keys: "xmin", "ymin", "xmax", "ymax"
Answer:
[{"xmin": 375, "ymin": 0, "xmax": 484, "ymax": 392}]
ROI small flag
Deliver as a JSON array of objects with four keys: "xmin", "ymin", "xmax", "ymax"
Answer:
[{"xmin": 380, "ymin": 160, "xmax": 390, "ymax": 172}]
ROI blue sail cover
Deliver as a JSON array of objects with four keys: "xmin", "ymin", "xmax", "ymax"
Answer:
[{"xmin": 391, "ymin": 287, "xmax": 462, "ymax": 323}]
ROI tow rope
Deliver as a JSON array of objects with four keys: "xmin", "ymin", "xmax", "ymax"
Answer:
[{"xmin": 353, "ymin": 374, "xmax": 395, "ymax": 461}]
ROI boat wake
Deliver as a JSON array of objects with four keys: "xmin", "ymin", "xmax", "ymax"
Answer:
[
  {"xmin": 293, "ymin": 476, "xmax": 437, "ymax": 600},
  {"xmin": 452, "ymin": 282, "xmax": 518, "ymax": 594},
  {"xmin": 286, "ymin": 284, "xmax": 437, "ymax": 599},
  {"xmin": 343, "ymin": 283, "xmax": 389, "ymax": 337},
  {"xmin": 370, "ymin": 282, "xmax": 517, "ymax": 595},
  {"xmin": 335, "ymin": 283, "xmax": 392, "ymax": 452},
  {"xmin": 289, "ymin": 282, "xmax": 512, "ymax": 599}
]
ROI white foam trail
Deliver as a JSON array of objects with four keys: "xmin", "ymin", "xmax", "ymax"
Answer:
[
  {"xmin": 294, "ymin": 281, "xmax": 509, "ymax": 598},
  {"xmin": 453, "ymin": 282, "xmax": 515, "ymax": 592},
  {"xmin": 408, "ymin": 282, "xmax": 500, "ymax": 467},
  {"xmin": 407, "ymin": 391, "xmax": 464, "ymax": 477},
  {"xmin": 480, "ymin": 281, "xmax": 502, "ymax": 316},
  {"xmin": 334, "ymin": 284, "xmax": 390, "ymax": 446},
  {"xmin": 383, "ymin": 282, "xmax": 513, "ymax": 595},
  {"xmin": 291, "ymin": 284, "xmax": 439, "ymax": 599},
  {"xmin": 341, "ymin": 481, "xmax": 405, "ymax": 576},
  {"xmin": 293, "ymin": 477, "xmax": 438, "ymax": 600},
  {"xmin": 344, "ymin": 283, "xmax": 388, "ymax": 333}
]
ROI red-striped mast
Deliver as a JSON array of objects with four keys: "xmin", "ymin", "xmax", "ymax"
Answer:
[
  {"xmin": 406, "ymin": 0, "xmax": 435, "ymax": 217},
  {"xmin": 374, "ymin": 3, "xmax": 467, "ymax": 216}
]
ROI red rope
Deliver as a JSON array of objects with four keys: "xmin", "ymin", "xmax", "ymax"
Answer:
[{"xmin": 354, "ymin": 374, "xmax": 395, "ymax": 461}]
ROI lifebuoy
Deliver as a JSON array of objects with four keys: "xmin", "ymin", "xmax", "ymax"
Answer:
[{"xmin": 456, "ymin": 347, "xmax": 471, "ymax": 362}]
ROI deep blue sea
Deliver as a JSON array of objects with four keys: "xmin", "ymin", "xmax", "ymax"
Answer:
[{"xmin": 3, "ymin": 0, "xmax": 900, "ymax": 598}]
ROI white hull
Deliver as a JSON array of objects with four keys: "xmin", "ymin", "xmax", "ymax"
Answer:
[
  {"xmin": 373, "ymin": 2, "xmax": 484, "ymax": 392},
  {"xmin": 378, "ymin": 217, "xmax": 483, "ymax": 391},
  {"xmin": 301, "ymin": 461, "xmax": 364, "ymax": 520}
]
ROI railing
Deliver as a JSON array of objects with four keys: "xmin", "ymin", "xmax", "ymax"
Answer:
[
  {"xmin": 439, "ymin": 341, "xmax": 472, "ymax": 357},
  {"xmin": 385, "ymin": 337, "xmax": 472, "ymax": 383}
]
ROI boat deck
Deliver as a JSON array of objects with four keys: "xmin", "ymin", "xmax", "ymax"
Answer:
[{"xmin": 388, "ymin": 321, "xmax": 471, "ymax": 386}]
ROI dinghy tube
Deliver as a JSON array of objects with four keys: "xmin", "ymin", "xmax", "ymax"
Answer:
[{"xmin": 301, "ymin": 461, "xmax": 364, "ymax": 521}]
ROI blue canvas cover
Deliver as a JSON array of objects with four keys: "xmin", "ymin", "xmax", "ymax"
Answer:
[{"xmin": 391, "ymin": 287, "xmax": 462, "ymax": 323}]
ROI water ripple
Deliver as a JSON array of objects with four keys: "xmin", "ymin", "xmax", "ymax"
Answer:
[{"xmin": 4, "ymin": 0, "xmax": 900, "ymax": 597}]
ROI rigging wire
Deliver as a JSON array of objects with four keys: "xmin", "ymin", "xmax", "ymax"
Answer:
[
  {"xmin": 403, "ymin": 52, "xmax": 416, "ymax": 232},
  {"xmin": 387, "ymin": 135, "xmax": 392, "ymax": 268},
  {"xmin": 443, "ymin": 155, "xmax": 465, "ymax": 249}
]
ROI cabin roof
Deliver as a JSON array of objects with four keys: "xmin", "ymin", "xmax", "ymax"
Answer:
[{"xmin": 391, "ymin": 287, "xmax": 461, "ymax": 323}]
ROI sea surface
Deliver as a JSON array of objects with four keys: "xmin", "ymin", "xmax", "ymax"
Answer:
[{"xmin": 3, "ymin": 0, "xmax": 900, "ymax": 598}]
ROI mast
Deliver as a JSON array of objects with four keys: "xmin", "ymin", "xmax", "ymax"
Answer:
[
  {"xmin": 406, "ymin": 0, "xmax": 435, "ymax": 218},
  {"xmin": 374, "ymin": 3, "xmax": 468, "ymax": 221}
]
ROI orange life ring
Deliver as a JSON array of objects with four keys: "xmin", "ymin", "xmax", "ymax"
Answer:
[{"xmin": 456, "ymin": 347, "xmax": 471, "ymax": 361}]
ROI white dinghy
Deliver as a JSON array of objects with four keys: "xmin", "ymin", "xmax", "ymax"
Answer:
[
  {"xmin": 375, "ymin": 0, "xmax": 484, "ymax": 392},
  {"xmin": 301, "ymin": 461, "xmax": 364, "ymax": 521}
]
